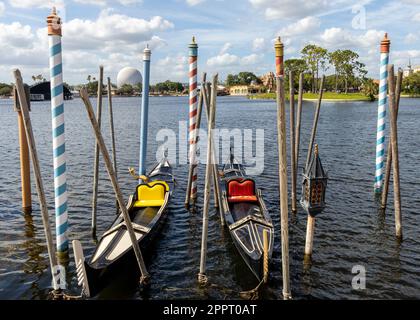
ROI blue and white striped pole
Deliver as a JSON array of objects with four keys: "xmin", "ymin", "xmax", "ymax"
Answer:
[
  {"xmin": 139, "ymin": 45, "xmax": 151, "ymax": 179},
  {"xmin": 47, "ymin": 8, "xmax": 68, "ymax": 258},
  {"xmin": 374, "ymin": 33, "xmax": 391, "ymax": 193}
]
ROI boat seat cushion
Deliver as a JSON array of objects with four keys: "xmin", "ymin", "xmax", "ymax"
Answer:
[
  {"xmin": 227, "ymin": 179, "xmax": 258, "ymax": 203},
  {"xmin": 134, "ymin": 182, "xmax": 167, "ymax": 208}
]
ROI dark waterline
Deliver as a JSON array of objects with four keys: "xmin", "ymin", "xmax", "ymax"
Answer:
[{"xmin": 0, "ymin": 96, "xmax": 419, "ymax": 300}]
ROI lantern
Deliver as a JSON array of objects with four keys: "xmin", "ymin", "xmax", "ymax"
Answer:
[{"xmin": 300, "ymin": 144, "xmax": 328, "ymax": 217}]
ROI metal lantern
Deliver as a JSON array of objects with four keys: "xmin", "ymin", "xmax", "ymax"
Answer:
[{"xmin": 300, "ymin": 144, "xmax": 328, "ymax": 217}]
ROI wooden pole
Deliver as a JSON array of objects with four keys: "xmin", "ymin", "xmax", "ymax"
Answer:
[
  {"xmin": 198, "ymin": 74, "xmax": 217, "ymax": 284},
  {"xmin": 305, "ymin": 75, "xmax": 325, "ymax": 171},
  {"xmin": 381, "ymin": 69, "xmax": 403, "ymax": 210},
  {"xmin": 91, "ymin": 65, "xmax": 104, "ymax": 237},
  {"xmin": 80, "ymin": 87, "xmax": 150, "ymax": 284},
  {"xmin": 295, "ymin": 72, "xmax": 304, "ymax": 173},
  {"xmin": 107, "ymin": 77, "xmax": 118, "ymax": 211},
  {"xmin": 185, "ymin": 73, "xmax": 206, "ymax": 210},
  {"xmin": 209, "ymin": 78, "xmax": 222, "ymax": 218},
  {"xmin": 276, "ymin": 75, "xmax": 291, "ymax": 299},
  {"xmin": 107, "ymin": 77, "xmax": 117, "ymax": 180},
  {"xmin": 304, "ymin": 215, "xmax": 315, "ymax": 257},
  {"xmin": 13, "ymin": 69, "xmax": 60, "ymax": 290},
  {"xmin": 205, "ymin": 82, "xmax": 221, "ymax": 210},
  {"xmin": 387, "ymin": 65, "xmax": 402, "ymax": 239},
  {"xmin": 263, "ymin": 229, "xmax": 269, "ymax": 284},
  {"xmin": 14, "ymin": 86, "xmax": 32, "ymax": 214},
  {"xmin": 289, "ymin": 71, "xmax": 297, "ymax": 213}
]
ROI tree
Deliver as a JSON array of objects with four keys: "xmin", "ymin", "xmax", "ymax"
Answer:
[
  {"xmin": 284, "ymin": 59, "xmax": 307, "ymax": 75},
  {"xmin": 339, "ymin": 50, "xmax": 366, "ymax": 93},
  {"xmin": 361, "ymin": 78, "xmax": 378, "ymax": 101},
  {"xmin": 0, "ymin": 84, "xmax": 12, "ymax": 96},
  {"xmin": 301, "ymin": 44, "xmax": 328, "ymax": 93},
  {"xmin": 329, "ymin": 50, "xmax": 344, "ymax": 92},
  {"xmin": 87, "ymin": 75, "xmax": 91, "ymax": 83},
  {"xmin": 226, "ymin": 74, "xmax": 239, "ymax": 86},
  {"xmin": 402, "ymin": 72, "xmax": 420, "ymax": 95},
  {"xmin": 118, "ymin": 84, "xmax": 135, "ymax": 95},
  {"xmin": 237, "ymin": 72, "xmax": 261, "ymax": 85}
]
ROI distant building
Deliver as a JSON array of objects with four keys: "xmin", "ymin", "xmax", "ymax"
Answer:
[
  {"xmin": 229, "ymin": 85, "xmax": 263, "ymax": 96},
  {"xmin": 403, "ymin": 59, "xmax": 420, "ymax": 77},
  {"xmin": 260, "ymin": 72, "xmax": 276, "ymax": 92},
  {"xmin": 403, "ymin": 59, "xmax": 414, "ymax": 77},
  {"xmin": 30, "ymin": 82, "xmax": 72, "ymax": 101}
]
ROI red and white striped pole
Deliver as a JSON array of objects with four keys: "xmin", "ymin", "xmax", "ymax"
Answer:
[{"xmin": 188, "ymin": 37, "xmax": 199, "ymax": 205}]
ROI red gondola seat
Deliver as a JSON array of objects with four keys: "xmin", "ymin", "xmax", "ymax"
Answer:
[{"xmin": 227, "ymin": 179, "xmax": 258, "ymax": 203}]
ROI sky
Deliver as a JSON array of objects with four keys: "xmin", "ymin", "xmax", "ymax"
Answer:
[{"xmin": 0, "ymin": 0, "xmax": 419, "ymax": 85}]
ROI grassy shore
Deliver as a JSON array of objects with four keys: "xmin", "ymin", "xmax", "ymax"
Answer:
[{"xmin": 248, "ymin": 92, "xmax": 372, "ymax": 101}]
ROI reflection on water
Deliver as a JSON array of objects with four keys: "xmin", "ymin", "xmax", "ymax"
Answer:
[{"xmin": 0, "ymin": 96, "xmax": 420, "ymax": 299}]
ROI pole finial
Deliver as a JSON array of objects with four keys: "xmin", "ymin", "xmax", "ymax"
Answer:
[
  {"xmin": 192, "ymin": 36, "xmax": 196, "ymax": 44},
  {"xmin": 380, "ymin": 32, "xmax": 390, "ymax": 53},
  {"xmin": 47, "ymin": 6, "xmax": 62, "ymax": 36}
]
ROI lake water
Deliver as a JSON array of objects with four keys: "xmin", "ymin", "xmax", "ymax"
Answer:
[{"xmin": 0, "ymin": 95, "xmax": 419, "ymax": 300}]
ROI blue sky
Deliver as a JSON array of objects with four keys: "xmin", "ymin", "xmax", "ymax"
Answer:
[{"xmin": 0, "ymin": 0, "xmax": 419, "ymax": 84}]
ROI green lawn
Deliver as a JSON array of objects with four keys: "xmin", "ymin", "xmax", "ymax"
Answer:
[{"xmin": 249, "ymin": 92, "xmax": 372, "ymax": 101}]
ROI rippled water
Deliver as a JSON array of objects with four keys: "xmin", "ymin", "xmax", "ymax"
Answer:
[{"xmin": 0, "ymin": 95, "xmax": 419, "ymax": 300}]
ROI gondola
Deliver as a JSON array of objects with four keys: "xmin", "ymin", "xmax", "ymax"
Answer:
[
  {"xmin": 219, "ymin": 152, "xmax": 274, "ymax": 282},
  {"xmin": 72, "ymin": 156, "xmax": 174, "ymax": 297}
]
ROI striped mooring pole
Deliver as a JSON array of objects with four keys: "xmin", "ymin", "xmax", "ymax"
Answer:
[
  {"xmin": 139, "ymin": 45, "xmax": 151, "ymax": 179},
  {"xmin": 47, "ymin": 8, "xmax": 68, "ymax": 259},
  {"xmin": 374, "ymin": 33, "xmax": 391, "ymax": 194},
  {"xmin": 188, "ymin": 37, "xmax": 199, "ymax": 204},
  {"xmin": 275, "ymin": 36, "xmax": 284, "ymax": 77}
]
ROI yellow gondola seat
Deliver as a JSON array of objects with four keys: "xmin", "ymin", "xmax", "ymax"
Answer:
[{"xmin": 133, "ymin": 181, "xmax": 169, "ymax": 208}]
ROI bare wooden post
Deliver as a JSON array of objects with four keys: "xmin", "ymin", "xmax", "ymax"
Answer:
[
  {"xmin": 198, "ymin": 74, "xmax": 218, "ymax": 284},
  {"xmin": 289, "ymin": 71, "xmax": 297, "ymax": 213},
  {"xmin": 107, "ymin": 77, "xmax": 117, "ymax": 179},
  {"xmin": 80, "ymin": 87, "xmax": 150, "ymax": 284},
  {"xmin": 185, "ymin": 73, "xmax": 206, "ymax": 210},
  {"xmin": 91, "ymin": 66, "xmax": 104, "ymax": 236},
  {"xmin": 202, "ymin": 82, "xmax": 221, "ymax": 211},
  {"xmin": 276, "ymin": 75, "xmax": 292, "ymax": 299},
  {"xmin": 263, "ymin": 229, "xmax": 269, "ymax": 284},
  {"xmin": 304, "ymin": 215, "xmax": 316, "ymax": 257},
  {"xmin": 381, "ymin": 69, "xmax": 403, "ymax": 210},
  {"xmin": 13, "ymin": 69, "xmax": 60, "ymax": 291},
  {"xmin": 305, "ymin": 75, "xmax": 325, "ymax": 171},
  {"xmin": 387, "ymin": 65, "xmax": 402, "ymax": 239},
  {"xmin": 295, "ymin": 72, "xmax": 304, "ymax": 173},
  {"xmin": 14, "ymin": 86, "xmax": 32, "ymax": 214},
  {"xmin": 107, "ymin": 77, "xmax": 118, "ymax": 211}
]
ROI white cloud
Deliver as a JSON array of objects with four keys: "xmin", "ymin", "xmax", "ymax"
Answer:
[
  {"xmin": 186, "ymin": 0, "xmax": 205, "ymax": 6},
  {"xmin": 252, "ymin": 37, "xmax": 265, "ymax": 51},
  {"xmin": 219, "ymin": 42, "xmax": 231, "ymax": 55},
  {"xmin": 405, "ymin": 33, "xmax": 418, "ymax": 44},
  {"xmin": 207, "ymin": 53, "xmax": 239, "ymax": 67},
  {"xmin": 8, "ymin": 0, "xmax": 64, "ymax": 8},
  {"xmin": 413, "ymin": 12, "xmax": 420, "ymax": 21},
  {"xmin": 74, "ymin": 0, "xmax": 143, "ymax": 6},
  {"xmin": 241, "ymin": 53, "xmax": 263, "ymax": 65},
  {"xmin": 207, "ymin": 52, "xmax": 263, "ymax": 67},
  {"xmin": 0, "ymin": 2, "xmax": 5, "ymax": 16},
  {"xmin": 155, "ymin": 55, "xmax": 188, "ymax": 81},
  {"xmin": 63, "ymin": 9, "xmax": 173, "ymax": 51},
  {"xmin": 319, "ymin": 27, "xmax": 383, "ymax": 50},
  {"xmin": 278, "ymin": 16, "xmax": 321, "ymax": 37},
  {"xmin": 249, "ymin": 0, "xmax": 347, "ymax": 20}
]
